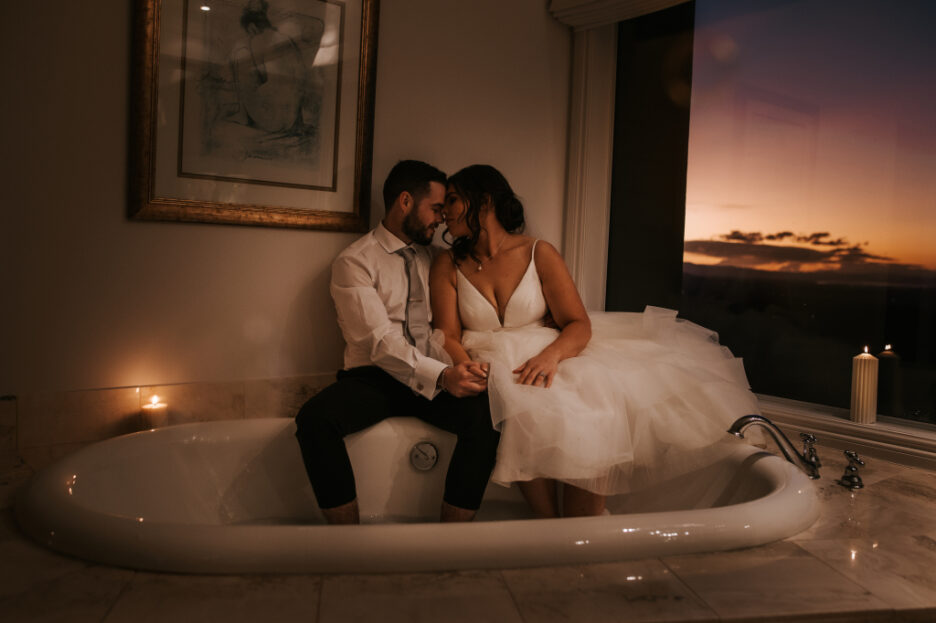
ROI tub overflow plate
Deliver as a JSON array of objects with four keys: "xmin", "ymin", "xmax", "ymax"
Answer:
[{"xmin": 410, "ymin": 441, "xmax": 439, "ymax": 471}]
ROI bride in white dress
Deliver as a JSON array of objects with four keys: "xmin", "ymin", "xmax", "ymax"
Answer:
[{"xmin": 429, "ymin": 165, "xmax": 760, "ymax": 518}]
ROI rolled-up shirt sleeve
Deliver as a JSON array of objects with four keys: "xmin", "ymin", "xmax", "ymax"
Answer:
[{"xmin": 331, "ymin": 254, "xmax": 448, "ymax": 400}]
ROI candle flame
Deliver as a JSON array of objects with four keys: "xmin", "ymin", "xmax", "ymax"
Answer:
[
  {"xmin": 863, "ymin": 346, "xmax": 869, "ymax": 354},
  {"xmin": 149, "ymin": 395, "xmax": 160, "ymax": 406},
  {"xmin": 885, "ymin": 344, "xmax": 892, "ymax": 350}
]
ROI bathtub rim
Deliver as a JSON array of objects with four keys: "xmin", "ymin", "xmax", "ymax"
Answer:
[{"xmin": 14, "ymin": 419, "xmax": 821, "ymax": 574}]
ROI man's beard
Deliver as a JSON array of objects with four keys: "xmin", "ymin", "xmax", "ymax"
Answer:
[{"xmin": 402, "ymin": 211, "xmax": 434, "ymax": 245}]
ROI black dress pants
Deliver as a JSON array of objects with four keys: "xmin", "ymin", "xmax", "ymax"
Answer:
[{"xmin": 294, "ymin": 366, "xmax": 500, "ymax": 510}]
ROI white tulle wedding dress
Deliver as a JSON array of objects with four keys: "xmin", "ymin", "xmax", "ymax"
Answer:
[{"xmin": 456, "ymin": 241, "xmax": 760, "ymax": 495}]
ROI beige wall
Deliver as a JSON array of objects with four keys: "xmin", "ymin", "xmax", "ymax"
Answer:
[{"xmin": 0, "ymin": 0, "xmax": 570, "ymax": 396}]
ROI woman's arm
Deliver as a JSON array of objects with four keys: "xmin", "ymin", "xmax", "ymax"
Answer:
[
  {"xmin": 429, "ymin": 251, "xmax": 474, "ymax": 366},
  {"xmin": 514, "ymin": 241, "xmax": 592, "ymax": 388},
  {"xmin": 429, "ymin": 252, "xmax": 490, "ymax": 396}
]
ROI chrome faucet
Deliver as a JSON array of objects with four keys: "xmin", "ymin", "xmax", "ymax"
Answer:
[
  {"xmin": 837, "ymin": 450, "xmax": 865, "ymax": 490},
  {"xmin": 727, "ymin": 414, "xmax": 821, "ymax": 479}
]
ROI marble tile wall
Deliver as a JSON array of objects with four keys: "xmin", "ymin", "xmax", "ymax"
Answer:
[{"xmin": 12, "ymin": 373, "xmax": 335, "ymax": 469}]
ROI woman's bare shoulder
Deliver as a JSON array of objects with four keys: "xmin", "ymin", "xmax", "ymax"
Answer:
[
  {"xmin": 532, "ymin": 239, "xmax": 573, "ymax": 278},
  {"xmin": 430, "ymin": 248, "xmax": 456, "ymax": 279},
  {"xmin": 432, "ymin": 247, "xmax": 453, "ymax": 265},
  {"xmin": 532, "ymin": 238, "xmax": 562, "ymax": 261}
]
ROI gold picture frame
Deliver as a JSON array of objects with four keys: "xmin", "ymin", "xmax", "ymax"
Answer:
[{"xmin": 129, "ymin": 0, "xmax": 377, "ymax": 230}]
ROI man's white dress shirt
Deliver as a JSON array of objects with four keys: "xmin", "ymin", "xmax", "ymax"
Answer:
[{"xmin": 330, "ymin": 222, "xmax": 450, "ymax": 399}]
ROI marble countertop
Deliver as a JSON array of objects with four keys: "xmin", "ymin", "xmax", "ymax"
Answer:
[{"xmin": 2, "ymin": 444, "xmax": 934, "ymax": 623}]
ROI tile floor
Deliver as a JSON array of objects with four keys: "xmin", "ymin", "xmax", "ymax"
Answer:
[{"xmin": 1, "ymin": 445, "xmax": 934, "ymax": 623}]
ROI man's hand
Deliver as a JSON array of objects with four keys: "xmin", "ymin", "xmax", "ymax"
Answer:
[{"xmin": 440, "ymin": 361, "xmax": 488, "ymax": 397}]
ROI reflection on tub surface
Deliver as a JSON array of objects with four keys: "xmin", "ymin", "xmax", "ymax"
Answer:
[{"xmin": 15, "ymin": 418, "xmax": 819, "ymax": 573}]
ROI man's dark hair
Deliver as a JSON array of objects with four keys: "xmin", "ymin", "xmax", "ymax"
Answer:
[{"xmin": 382, "ymin": 160, "xmax": 446, "ymax": 211}]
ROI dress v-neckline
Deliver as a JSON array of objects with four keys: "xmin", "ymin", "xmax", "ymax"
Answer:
[{"xmin": 457, "ymin": 249, "xmax": 536, "ymax": 327}]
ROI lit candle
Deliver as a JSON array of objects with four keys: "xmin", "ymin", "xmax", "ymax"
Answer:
[
  {"xmin": 876, "ymin": 344, "xmax": 903, "ymax": 418},
  {"xmin": 141, "ymin": 394, "xmax": 169, "ymax": 429},
  {"xmin": 850, "ymin": 347, "xmax": 878, "ymax": 424}
]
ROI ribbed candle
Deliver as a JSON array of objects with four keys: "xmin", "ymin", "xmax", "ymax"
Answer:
[{"xmin": 850, "ymin": 348, "xmax": 878, "ymax": 424}]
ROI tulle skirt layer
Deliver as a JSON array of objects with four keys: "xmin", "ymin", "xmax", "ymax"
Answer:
[{"xmin": 460, "ymin": 307, "xmax": 760, "ymax": 495}]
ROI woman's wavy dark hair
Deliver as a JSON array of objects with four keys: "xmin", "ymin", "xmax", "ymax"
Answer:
[{"xmin": 444, "ymin": 165, "xmax": 525, "ymax": 264}]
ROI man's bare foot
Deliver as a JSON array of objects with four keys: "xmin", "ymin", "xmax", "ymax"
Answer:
[
  {"xmin": 440, "ymin": 501, "xmax": 476, "ymax": 522},
  {"xmin": 322, "ymin": 499, "xmax": 360, "ymax": 524}
]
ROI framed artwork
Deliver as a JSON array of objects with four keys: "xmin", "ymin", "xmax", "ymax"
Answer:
[{"xmin": 129, "ymin": 0, "xmax": 378, "ymax": 230}]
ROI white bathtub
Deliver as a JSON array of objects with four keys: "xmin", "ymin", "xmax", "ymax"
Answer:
[{"xmin": 15, "ymin": 417, "xmax": 819, "ymax": 574}]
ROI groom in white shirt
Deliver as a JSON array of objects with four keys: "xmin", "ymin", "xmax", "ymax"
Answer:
[{"xmin": 295, "ymin": 160, "xmax": 499, "ymax": 524}]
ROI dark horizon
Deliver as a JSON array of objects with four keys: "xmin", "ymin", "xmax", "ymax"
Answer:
[
  {"xmin": 680, "ymin": 265, "xmax": 936, "ymax": 424},
  {"xmin": 683, "ymin": 255, "xmax": 936, "ymax": 289}
]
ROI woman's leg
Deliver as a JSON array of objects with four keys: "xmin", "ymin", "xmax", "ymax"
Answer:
[
  {"xmin": 518, "ymin": 478, "xmax": 560, "ymax": 518},
  {"xmin": 562, "ymin": 485, "xmax": 606, "ymax": 517}
]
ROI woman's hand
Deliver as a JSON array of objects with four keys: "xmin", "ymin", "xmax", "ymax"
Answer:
[
  {"xmin": 509, "ymin": 241, "xmax": 589, "ymax": 389},
  {"xmin": 513, "ymin": 351, "xmax": 560, "ymax": 388}
]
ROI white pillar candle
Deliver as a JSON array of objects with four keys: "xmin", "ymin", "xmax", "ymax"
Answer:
[
  {"xmin": 141, "ymin": 395, "xmax": 169, "ymax": 429},
  {"xmin": 850, "ymin": 347, "xmax": 878, "ymax": 424}
]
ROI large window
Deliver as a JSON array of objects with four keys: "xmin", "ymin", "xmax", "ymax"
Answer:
[{"xmin": 681, "ymin": 0, "xmax": 936, "ymax": 423}]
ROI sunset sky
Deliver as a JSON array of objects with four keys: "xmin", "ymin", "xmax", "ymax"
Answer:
[{"xmin": 684, "ymin": 0, "xmax": 936, "ymax": 279}]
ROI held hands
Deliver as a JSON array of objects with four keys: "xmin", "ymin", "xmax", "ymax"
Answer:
[
  {"xmin": 441, "ymin": 361, "xmax": 489, "ymax": 397},
  {"xmin": 513, "ymin": 351, "xmax": 559, "ymax": 388}
]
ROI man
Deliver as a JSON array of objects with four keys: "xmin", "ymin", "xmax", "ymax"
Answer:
[{"xmin": 295, "ymin": 160, "xmax": 499, "ymax": 524}]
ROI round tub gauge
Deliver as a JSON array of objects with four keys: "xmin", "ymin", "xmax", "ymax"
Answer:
[{"xmin": 410, "ymin": 441, "xmax": 439, "ymax": 471}]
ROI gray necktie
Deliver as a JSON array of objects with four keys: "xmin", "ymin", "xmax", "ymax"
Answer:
[{"xmin": 396, "ymin": 246, "xmax": 431, "ymax": 355}]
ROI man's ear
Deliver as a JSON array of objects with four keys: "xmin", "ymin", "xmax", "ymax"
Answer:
[{"xmin": 397, "ymin": 191, "xmax": 414, "ymax": 214}]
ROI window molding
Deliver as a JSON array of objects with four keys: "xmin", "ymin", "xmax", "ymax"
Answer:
[
  {"xmin": 553, "ymin": 0, "xmax": 692, "ymax": 310},
  {"xmin": 760, "ymin": 394, "xmax": 936, "ymax": 471},
  {"xmin": 562, "ymin": 25, "xmax": 617, "ymax": 311}
]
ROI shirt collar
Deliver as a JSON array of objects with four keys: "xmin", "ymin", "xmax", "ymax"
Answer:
[{"xmin": 374, "ymin": 221, "xmax": 410, "ymax": 254}]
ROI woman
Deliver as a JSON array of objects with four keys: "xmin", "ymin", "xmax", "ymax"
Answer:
[{"xmin": 429, "ymin": 165, "xmax": 760, "ymax": 518}]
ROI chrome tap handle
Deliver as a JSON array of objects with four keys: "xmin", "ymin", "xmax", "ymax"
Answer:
[
  {"xmin": 844, "ymin": 450, "xmax": 864, "ymax": 468},
  {"xmin": 838, "ymin": 450, "xmax": 865, "ymax": 490},
  {"xmin": 800, "ymin": 432, "xmax": 821, "ymax": 467}
]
